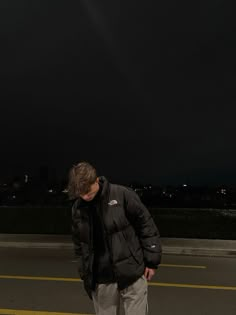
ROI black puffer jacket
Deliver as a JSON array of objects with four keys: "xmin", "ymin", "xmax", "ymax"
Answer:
[{"xmin": 72, "ymin": 177, "xmax": 162, "ymax": 298}]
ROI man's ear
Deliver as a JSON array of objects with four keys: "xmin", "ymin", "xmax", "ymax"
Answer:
[{"xmin": 96, "ymin": 177, "xmax": 99, "ymax": 183}]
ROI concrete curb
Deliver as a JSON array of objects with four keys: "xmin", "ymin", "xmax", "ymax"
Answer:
[
  {"xmin": 0, "ymin": 234, "xmax": 236, "ymax": 257},
  {"xmin": 161, "ymin": 238, "xmax": 236, "ymax": 257}
]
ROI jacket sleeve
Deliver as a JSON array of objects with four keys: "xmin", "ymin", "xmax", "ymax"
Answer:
[
  {"xmin": 124, "ymin": 188, "xmax": 162, "ymax": 268},
  {"xmin": 71, "ymin": 202, "xmax": 85, "ymax": 280}
]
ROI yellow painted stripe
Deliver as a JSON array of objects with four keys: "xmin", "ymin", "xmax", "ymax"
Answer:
[
  {"xmin": 0, "ymin": 274, "xmax": 236, "ymax": 291},
  {"xmin": 0, "ymin": 275, "xmax": 81, "ymax": 282},
  {"xmin": 160, "ymin": 263, "xmax": 206, "ymax": 269},
  {"xmin": 149, "ymin": 282, "xmax": 236, "ymax": 291},
  {"xmin": 0, "ymin": 309, "xmax": 92, "ymax": 315}
]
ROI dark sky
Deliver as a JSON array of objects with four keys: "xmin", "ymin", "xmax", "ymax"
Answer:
[{"xmin": 0, "ymin": 0, "xmax": 235, "ymax": 185}]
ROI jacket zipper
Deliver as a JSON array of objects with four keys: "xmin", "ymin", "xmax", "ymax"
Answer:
[{"xmin": 98, "ymin": 198, "xmax": 117, "ymax": 281}]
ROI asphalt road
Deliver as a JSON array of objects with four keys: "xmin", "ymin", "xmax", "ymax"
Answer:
[{"xmin": 0, "ymin": 247, "xmax": 236, "ymax": 315}]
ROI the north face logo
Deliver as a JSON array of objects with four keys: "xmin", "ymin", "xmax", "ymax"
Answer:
[{"xmin": 108, "ymin": 200, "xmax": 118, "ymax": 206}]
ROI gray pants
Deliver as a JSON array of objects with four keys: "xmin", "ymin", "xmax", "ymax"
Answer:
[{"xmin": 92, "ymin": 275, "xmax": 148, "ymax": 315}]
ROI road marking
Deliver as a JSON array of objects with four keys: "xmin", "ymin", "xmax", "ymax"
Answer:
[
  {"xmin": 0, "ymin": 309, "xmax": 92, "ymax": 315},
  {"xmin": 149, "ymin": 282, "xmax": 236, "ymax": 291},
  {"xmin": 0, "ymin": 275, "xmax": 81, "ymax": 282},
  {"xmin": 73, "ymin": 262, "xmax": 207, "ymax": 269},
  {"xmin": 1, "ymin": 274, "xmax": 236, "ymax": 291},
  {"xmin": 160, "ymin": 263, "xmax": 206, "ymax": 269}
]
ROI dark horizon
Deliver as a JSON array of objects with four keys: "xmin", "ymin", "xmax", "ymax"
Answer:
[{"xmin": 1, "ymin": 166, "xmax": 236, "ymax": 189}]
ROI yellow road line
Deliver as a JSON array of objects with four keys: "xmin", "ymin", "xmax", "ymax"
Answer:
[
  {"xmin": 0, "ymin": 275, "xmax": 236, "ymax": 291},
  {"xmin": 0, "ymin": 275, "xmax": 81, "ymax": 282},
  {"xmin": 149, "ymin": 282, "xmax": 236, "ymax": 291},
  {"xmin": 160, "ymin": 263, "xmax": 206, "ymax": 269},
  {"xmin": 0, "ymin": 309, "xmax": 92, "ymax": 315}
]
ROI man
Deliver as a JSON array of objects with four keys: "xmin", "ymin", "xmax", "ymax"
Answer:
[{"xmin": 68, "ymin": 162, "xmax": 162, "ymax": 315}]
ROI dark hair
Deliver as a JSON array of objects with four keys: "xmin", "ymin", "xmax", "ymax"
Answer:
[{"xmin": 67, "ymin": 162, "xmax": 97, "ymax": 199}]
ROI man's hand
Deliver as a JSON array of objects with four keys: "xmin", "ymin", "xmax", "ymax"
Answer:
[{"xmin": 144, "ymin": 267, "xmax": 155, "ymax": 281}]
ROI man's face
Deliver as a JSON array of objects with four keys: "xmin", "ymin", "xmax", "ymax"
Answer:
[{"xmin": 80, "ymin": 178, "xmax": 100, "ymax": 202}]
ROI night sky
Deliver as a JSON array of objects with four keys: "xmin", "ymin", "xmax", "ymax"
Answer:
[{"xmin": 0, "ymin": 1, "xmax": 235, "ymax": 185}]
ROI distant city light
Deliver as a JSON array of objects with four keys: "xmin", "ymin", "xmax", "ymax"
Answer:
[{"xmin": 24, "ymin": 174, "xmax": 29, "ymax": 183}]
